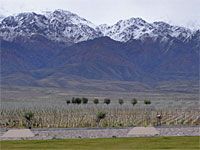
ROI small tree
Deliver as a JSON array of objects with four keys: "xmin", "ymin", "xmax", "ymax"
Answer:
[
  {"xmin": 82, "ymin": 97, "xmax": 88, "ymax": 104},
  {"xmin": 144, "ymin": 100, "xmax": 151, "ymax": 126},
  {"xmin": 104, "ymin": 98, "xmax": 111, "ymax": 105},
  {"xmin": 66, "ymin": 100, "xmax": 71, "ymax": 105},
  {"xmin": 118, "ymin": 99, "xmax": 124, "ymax": 105},
  {"xmin": 75, "ymin": 98, "xmax": 82, "ymax": 105},
  {"xmin": 24, "ymin": 112, "xmax": 34, "ymax": 129},
  {"xmin": 93, "ymin": 98, "xmax": 99, "ymax": 105},
  {"xmin": 96, "ymin": 111, "xmax": 106, "ymax": 126},
  {"xmin": 131, "ymin": 98, "xmax": 138, "ymax": 106},
  {"xmin": 71, "ymin": 97, "xmax": 76, "ymax": 104},
  {"xmin": 144, "ymin": 100, "xmax": 151, "ymax": 105}
]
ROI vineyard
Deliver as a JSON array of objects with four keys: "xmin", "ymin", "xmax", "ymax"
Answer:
[{"xmin": 1, "ymin": 99, "xmax": 199, "ymax": 128}]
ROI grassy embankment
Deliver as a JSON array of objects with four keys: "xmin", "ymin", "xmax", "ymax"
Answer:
[{"xmin": 1, "ymin": 136, "xmax": 199, "ymax": 150}]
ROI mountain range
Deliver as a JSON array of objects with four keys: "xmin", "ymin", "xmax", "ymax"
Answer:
[{"xmin": 0, "ymin": 10, "xmax": 199, "ymax": 90}]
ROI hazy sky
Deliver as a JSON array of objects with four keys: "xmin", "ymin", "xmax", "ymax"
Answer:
[{"xmin": 0, "ymin": 0, "xmax": 199, "ymax": 29}]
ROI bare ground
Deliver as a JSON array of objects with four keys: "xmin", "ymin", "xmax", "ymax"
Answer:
[{"xmin": 0, "ymin": 126, "xmax": 199, "ymax": 141}]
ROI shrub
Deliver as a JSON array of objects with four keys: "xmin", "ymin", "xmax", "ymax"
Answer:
[
  {"xmin": 75, "ymin": 98, "xmax": 82, "ymax": 105},
  {"xmin": 144, "ymin": 100, "xmax": 151, "ymax": 105},
  {"xmin": 118, "ymin": 99, "xmax": 124, "ymax": 105},
  {"xmin": 24, "ymin": 112, "xmax": 34, "ymax": 129},
  {"xmin": 71, "ymin": 97, "xmax": 76, "ymax": 104},
  {"xmin": 82, "ymin": 97, "xmax": 88, "ymax": 104},
  {"xmin": 104, "ymin": 98, "xmax": 111, "ymax": 105},
  {"xmin": 131, "ymin": 98, "xmax": 138, "ymax": 106},
  {"xmin": 96, "ymin": 111, "xmax": 106, "ymax": 125},
  {"xmin": 71, "ymin": 97, "xmax": 82, "ymax": 104},
  {"xmin": 24, "ymin": 112, "xmax": 34, "ymax": 121},
  {"xmin": 66, "ymin": 100, "xmax": 71, "ymax": 105},
  {"xmin": 93, "ymin": 99, "xmax": 99, "ymax": 105}
]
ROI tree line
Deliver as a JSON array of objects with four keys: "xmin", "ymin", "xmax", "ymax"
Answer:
[{"xmin": 66, "ymin": 97, "xmax": 151, "ymax": 106}]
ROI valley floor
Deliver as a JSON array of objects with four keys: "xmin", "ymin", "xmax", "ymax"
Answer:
[{"xmin": 1, "ymin": 136, "xmax": 199, "ymax": 150}]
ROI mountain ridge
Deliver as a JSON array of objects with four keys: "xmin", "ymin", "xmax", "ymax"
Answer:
[
  {"xmin": 0, "ymin": 10, "xmax": 199, "ymax": 89},
  {"xmin": 1, "ymin": 9, "xmax": 198, "ymax": 44}
]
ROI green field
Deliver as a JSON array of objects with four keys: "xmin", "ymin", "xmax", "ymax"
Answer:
[{"xmin": 1, "ymin": 136, "xmax": 199, "ymax": 150}]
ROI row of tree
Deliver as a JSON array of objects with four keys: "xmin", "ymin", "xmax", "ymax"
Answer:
[{"xmin": 66, "ymin": 97, "xmax": 151, "ymax": 105}]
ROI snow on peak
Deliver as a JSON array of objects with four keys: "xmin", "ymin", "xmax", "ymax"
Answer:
[
  {"xmin": 0, "ymin": 10, "xmax": 195, "ymax": 43},
  {"xmin": 43, "ymin": 9, "xmax": 96, "ymax": 29},
  {"xmin": 0, "ymin": 10, "xmax": 99, "ymax": 43},
  {"xmin": 97, "ymin": 17, "xmax": 154, "ymax": 42},
  {"xmin": 97, "ymin": 18, "xmax": 193, "ymax": 42}
]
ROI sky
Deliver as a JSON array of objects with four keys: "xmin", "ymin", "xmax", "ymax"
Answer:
[{"xmin": 0, "ymin": 0, "xmax": 199, "ymax": 29}]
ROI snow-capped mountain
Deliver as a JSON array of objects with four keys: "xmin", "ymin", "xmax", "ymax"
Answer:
[
  {"xmin": 0, "ymin": 15, "xmax": 5, "ymax": 22},
  {"xmin": 0, "ymin": 10, "xmax": 198, "ymax": 44},
  {"xmin": 0, "ymin": 9, "xmax": 101, "ymax": 43},
  {"xmin": 97, "ymin": 18, "xmax": 194, "ymax": 42},
  {"xmin": 1, "ymin": 10, "xmax": 199, "ymax": 88}
]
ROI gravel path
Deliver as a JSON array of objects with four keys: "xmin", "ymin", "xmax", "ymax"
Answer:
[{"xmin": 1, "ymin": 126, "xmax": 199, "ymax": 141}]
